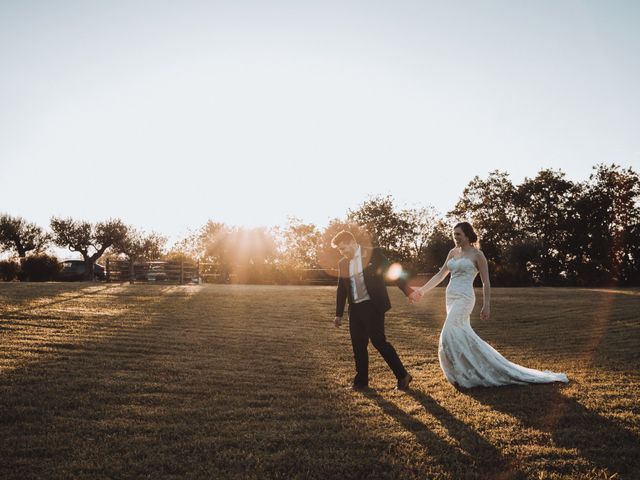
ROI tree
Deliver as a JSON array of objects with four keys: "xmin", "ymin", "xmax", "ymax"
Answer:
[
  {"xmin": 50, "ymin": 217, "xmax": 127, "ymax": 280},
  {"xmin": 574, "ymin": 164, "xmax": 640, "ymax": 285},
  {"xmin": 495, "ymin": 238, "xmax": 541, "ymax": 286},
  {"xmin": 196, "ymin": 221, "xmax": 232, "ymax": 282},
  {"xmin": 514, "ymin": 169, "xmax": 580, "ymax": 284},
  {"xmin": 402, "ymin": 205, "xmax": 440, "ymax": 271},
  {"xmin": 0, "ymin": 259, "xmax": 20, "ymax": 281},
  {"xmin": 194, "ymin": 221, "xmax": 279, "ymax": 283},
  {"xmin": 165, "ymin": 232, "xmax": 199, "ymax": 263},
  {"xmin": 450, "ymin": 165, "xmax": 640, "ymax": 286},
  {"xmin": 419, "ymin": 220, "xmax": 454, "ymax": 274},
  {"xmin": 112, "ymin": 227, "xmax": 166, "ymax": 284},
  {"xmin": 449, "ymin": 171, "xmax": 519, "ymax": 263},
  {"xmin": 18, "ymin": 254, "xmax": 61, "ymax": 282},
  {"xmin": 276, "ymin": 217, "xmax": 322, "ymax": 270},
  {"xmin": 348, "ymin": 195, "xmax": 414, "ymax": 262},
  {"xmin": 226, "ymin": 227, "xmax": 278, "ymax": 284},
  {"xmin": 0, "ymin": 214, "xmax": 49, "ymax": 258},
  {"xmin": 321, "ymin": 201, "xmax": 443, "ymax": 280},
  {"xmin": 272, "ymin": 217, "xmax": 325, "ymax": 284}
]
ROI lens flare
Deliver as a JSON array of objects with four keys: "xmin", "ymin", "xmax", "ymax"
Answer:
[{"xmin": 386, "ymin": 262, "xmax": 403, "ymax": 281}]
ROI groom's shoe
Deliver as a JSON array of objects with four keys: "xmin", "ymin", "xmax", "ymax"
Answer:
[
  {"xmin": 395, "ymin": 373, "xmax": 413, "ymax": 391},
  {"xmin": 350, "ymin": 382, "xmax": 369, "ymax": 391}
]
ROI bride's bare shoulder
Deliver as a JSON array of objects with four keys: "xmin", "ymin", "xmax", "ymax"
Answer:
[{"xmin": 474, "ymin": 249, "xmax": 487, "ymax": 260}]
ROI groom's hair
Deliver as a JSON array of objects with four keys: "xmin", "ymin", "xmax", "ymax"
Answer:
[{"xmin": 331, "ymin": 230, "xmax": 356, "ymax": 248}]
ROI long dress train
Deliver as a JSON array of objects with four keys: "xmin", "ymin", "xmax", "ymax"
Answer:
[{"xmin": 439, "ymin": 257, "xmax": 568, "ymax": 388}]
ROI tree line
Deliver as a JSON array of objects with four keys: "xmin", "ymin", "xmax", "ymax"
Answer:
[{"xmin": 1, "ymin": 164, "xmax": 638, "ymax": 286}]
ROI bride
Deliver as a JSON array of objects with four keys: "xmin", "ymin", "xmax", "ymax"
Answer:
[{"xmin": 409, "ymin": 222, "xmax": 568, "ymax": 389}]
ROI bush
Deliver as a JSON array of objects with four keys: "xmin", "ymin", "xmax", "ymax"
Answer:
[
  {"xmin": 18, "ymin": 254, "xmax": 61, "ymax": 282},
  {"xmin": 0, "ymin": 259, "xmax": 20, "ymax": 281}
]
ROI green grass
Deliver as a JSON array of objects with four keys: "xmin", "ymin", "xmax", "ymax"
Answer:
[{"xmin": 0, "ymin": 283, "xmax": 639, "ymax": 479}]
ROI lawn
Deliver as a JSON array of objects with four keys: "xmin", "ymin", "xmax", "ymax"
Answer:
[{"xmin": 0, "ymin": 283, "xmax": 639, "ymax": 479}]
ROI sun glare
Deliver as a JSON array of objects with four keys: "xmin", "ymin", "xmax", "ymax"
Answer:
[{"xmin": 386, "ymin": 263, "xmax": 403, "ymax": 281}]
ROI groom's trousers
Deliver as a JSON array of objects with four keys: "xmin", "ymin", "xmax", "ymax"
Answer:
[{"xmin": 349, "ymin": 300, "xmax": 408, "ymax": 385}]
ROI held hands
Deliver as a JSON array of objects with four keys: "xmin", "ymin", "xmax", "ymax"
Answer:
[
  {"xmin": 409, "ymin": 288, "xmax": 424, "ymax": 304},
  {"xmin": 333, "ymin": 316, "xmax": 343, "ymax": 328},
  {"xmin": 480, "ymin": 306, "xmax": 490, "ymax": 321}
]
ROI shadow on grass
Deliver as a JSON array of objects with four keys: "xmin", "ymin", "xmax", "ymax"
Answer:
[
  {"xmin": 0, "ymin": 286, "xmax": 194, "ymax": 478},
  {"xmin": 362, "ymin": 388, "xmax": 524, "ymax": 480},
  {"xmin": 466, "ymin": 383, "xmax": 640, "ymax": 477},
  {"xmin": 0, "ymin": 284, "xmax": 116, "ymax": 320},
  {"xmin": 4, "ymin": 286, "xmax": 455, "ymax": 479}
]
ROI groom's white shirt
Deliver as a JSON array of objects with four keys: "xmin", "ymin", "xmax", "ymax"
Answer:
[{"xmin": 349, "ymin": 246, "xmax": 371, "ymax": 303}]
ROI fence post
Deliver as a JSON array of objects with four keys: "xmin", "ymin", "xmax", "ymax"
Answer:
[
  {"xmin": 180, "ymin": 261, "xmax": 184, "ymax": 285},
  {"xmin": 106, "ymin": 259, "xmax": 110, "ymax": 283}
]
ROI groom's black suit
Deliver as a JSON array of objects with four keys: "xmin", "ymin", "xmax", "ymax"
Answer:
[{"xmin": 335, "ymin": 246, "xmax": 411, "ymax": 386}]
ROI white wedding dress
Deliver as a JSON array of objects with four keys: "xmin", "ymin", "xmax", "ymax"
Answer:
[{"xmin": 439, "ymin": 257, "xmax": 569, "ymax": 388}]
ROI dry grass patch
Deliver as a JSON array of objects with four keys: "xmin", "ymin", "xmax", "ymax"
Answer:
[{"xmin": 0, "ymin": 283, "xmax": 638, "ymax": 479}]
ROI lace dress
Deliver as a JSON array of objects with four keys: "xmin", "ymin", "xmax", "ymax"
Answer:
[{"xmin": 439, "ymin": 257, "xmax": 569, "ymax": 388}]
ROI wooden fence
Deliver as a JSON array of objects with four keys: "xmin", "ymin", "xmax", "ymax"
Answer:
[
  {"xmin": 105, "ymin": 261, "xmax": 427, "ymax": 286},
  {"xmin": 106, "ymin": 260, "xmax": 199, "ymax": 284},
  {"xmin": 197, "ymin": 263, "xmax": 339, "ymax": 285},
  {"xmin": 106, "ymin": 261, "xmax": 342, "ymax": 285}
]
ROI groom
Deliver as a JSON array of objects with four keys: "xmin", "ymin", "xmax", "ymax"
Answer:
[{"xmin": 332, "ymin": 231, "xmax": 413, "ymax": 391}]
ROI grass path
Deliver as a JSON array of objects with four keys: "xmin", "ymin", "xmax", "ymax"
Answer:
[{"xmin": 0, "ymin": 283, "xmax": 638, "ymax": 479}]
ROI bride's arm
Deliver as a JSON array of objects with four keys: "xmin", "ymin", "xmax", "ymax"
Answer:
[
  {"xmin": 409, "ymin": 250, "xmax": 453, "ymax": 302},
  {"xmin": 418, "ymin": 264, "xmax": 450, "ymax": 295},
  {"xmin": 477, "ymin": 250, "xmax": 491, "ymax": 320}
]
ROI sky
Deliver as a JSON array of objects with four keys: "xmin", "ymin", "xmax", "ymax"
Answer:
[{"xmin": 1, "ymin": 0, "xmax": 639, "ymax": 247}]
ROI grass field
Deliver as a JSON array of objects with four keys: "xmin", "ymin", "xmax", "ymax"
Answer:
[{"xmin": 0, "ymin": 283, "xmax": 639, "ymax": 479}]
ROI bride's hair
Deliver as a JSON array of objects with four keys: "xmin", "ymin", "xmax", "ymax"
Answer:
[{"xmin": 454, "ymin": 222, "xmax": 478, "ymax": 244}]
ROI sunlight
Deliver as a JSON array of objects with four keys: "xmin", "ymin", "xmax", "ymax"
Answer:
[
  {"xmin": 386, "ymin": 263, "xmax": 403, "ymax": 281},
  {"xmin": 236, "ymin": 229, "xmax": 254, "ymax": 264},
  {"xmin": 0, "ymin": 284, "xmax": 137, "ymax": 376}
]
